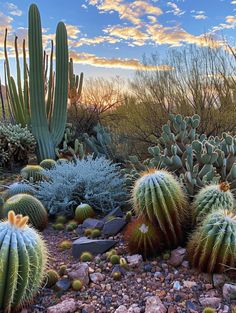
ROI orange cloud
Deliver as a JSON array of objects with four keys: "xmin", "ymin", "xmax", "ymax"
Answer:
[
  {"xmin": 74, "ymin": 36, "xmax": 120, "ymax": 47},
  {"xmin": 104, "ymin": 26, "xmax": 149, "ymax": 45}
]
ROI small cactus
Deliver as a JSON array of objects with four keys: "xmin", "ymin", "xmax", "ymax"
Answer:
[
  {"xmin": 58, "ymin": 240, "xmax": 72, "ymax": 251},
  {"xmin": 193, "ymin": 182, "xmax": 234, "ymax": 223},
  {"xmin": 203, "ymin": 308, "xmax": 216, "ymax": 313},
  {"xmin": 125, "ymin": 211, "xmax": 132, "ymax": 222},
  {"xmin": 72, "ymin": 279, "xmax": 83, "ymax": 291},
  {"xmin": 59, "ymin": 265, "xmax": 67, "ymax": 276},
  {"xmin": 187, "ymin": 210, "xmax": 236, "ymax": 273},
  {"xmin": 52, "ymin": 223, "xmax": 64, "ymax": 230},
  {"xmin": 46, "ymin": 270, "xmax": 59, "ymax": 288},
  {"xmin": 20, "ymin": 164, "xmax": 44, "ymax": 182},
  {"xmin": 112, "ymin": 271, "xmax": 121, "ymax": 280},
  {"xmin": 75, "ymin": 203, "xmax": 95, "ymax": 224},
  {"xmin": 91, "ymin": 228, "xmax": 101, "ymax": 238},
  {"xmin": 124, "ymin": 215, "xmax": 162, "ymax": 259},
  {"xmin": 40, "ymin": 159, "xmax": 57, "ymax": 170},
  {"xmin": 106, "ymin": 249, "xmax": 116, "ymax": 259},
  {"xmin": 120, "ymin": 257, "xmax": 128, "ymax": 268},
  {"xmin": 55, "ymin": 215, "xmax": 67, "ymax": 224},
  {"xmin": 110, "ymin": 255, "xmax": 120, "ymax": 265},
  {"xmin": 80, "ymin": 251, "xmax": 93, "ymax": 262},
  {"xmin": 84, "ymin": 228, "xmax": 93, "ymax": 236}
]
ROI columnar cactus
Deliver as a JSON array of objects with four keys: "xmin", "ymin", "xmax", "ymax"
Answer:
[
  {"xmin": 0, "ymin": 211, "xmax": 47, "ymax": 312},
  {"xmin": 2, "ymin": 194, "xmax": 48, "ymax": 231},
  {"xmin": 20, "ymin": 165, "xmax": 44, "ymax": 182},
  {"xmin": 187, "ymin": 210, "xmax": 236, "ymax": 273},
  {"xmin": 132, "ymin": 169, "xmax": 187, "ymax": 247},
  {"xmin": 28, "ymin": 4, "xmax": 68, "ymax": 161},
  {"xmin": 124, "ymin": 215, "xmax": 162, "ymax": 258},
  {"xmin": 193, "ymin": 182, "xmax": 234, "ymax": 223}
]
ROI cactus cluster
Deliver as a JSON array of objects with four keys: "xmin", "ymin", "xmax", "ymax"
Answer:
[{"xmin": 0, "ymin": 211, "xmax": 47, "ymax": 312}]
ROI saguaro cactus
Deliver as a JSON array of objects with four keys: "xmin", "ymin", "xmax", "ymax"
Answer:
[{"xmin": 28, "ymin": 4, "xmax": 68, "ymax": 161}]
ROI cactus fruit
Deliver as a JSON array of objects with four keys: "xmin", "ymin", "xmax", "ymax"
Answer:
[
  {"xmin": 80, "ymin": 251, "xmax": 93, "ymax": 262},
  {"xmin": 72, "ymin": 279, "xmax": 83, "ymax": 291},
  {"xmin": 2, "ymin": 194, "xmax": 48, "ymax": 231},
  {"xmin": 0, "ymin": 211, "xmax": 47, "ymax": 312},
  {"xmin": 74, "ymin": 203, "xmax": 95, "ymax": 224},
  {"xmin": 2, "ymin": 183, "xmax": 35, "ymax": 201},
  {"xmin": 91, "ymin": 228, "xmax": 101, "ymax": 238},
  {"xmin": 124, "ymin": 215, "xmax": 162, "ymax": 259},
  {"xmin": 20, "ymin": 165, "xmax": 44, "ymax": 182},
  {"xmin": 58, "ymin": 240, "xmax": 72, "ymax": 251},
  {"xmin": 40, "ymin": 159, "xmax": 57, "ymax": 170},
  {"xmin": 110, "ymin": 255, "xmax": 120, "ymax": 265},
  {"xmin": 193, "ymin": 182, "xmax": 234, "ymax": 223},
  {"xmin": 52, "ymin": 223, "xmax": 64, "ymax": 230},
  {"xmin": 112, "ymin": 271, "xmax": 121, "ymax": 280},
  {"xmin": 45, "ymin": 270, "xmax": 59, "ymax": 288},
  {"xmin": 187, "ymin": 210, "xmax": 236, "ymax": 273},
  {"xmin": 132, "ymin": 169, "xmax": 186, "ymax": 247}
]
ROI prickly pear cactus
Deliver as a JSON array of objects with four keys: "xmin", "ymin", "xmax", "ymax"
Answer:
[{"xmin": 0, "ymin": 211, "xmax": 48, "ymax": 312}]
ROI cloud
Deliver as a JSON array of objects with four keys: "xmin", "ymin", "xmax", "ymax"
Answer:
[
  {"xmin": 74, "ymin": 35, "xmax": 120, "ymax": 47},
  {"xmin": 211, "ymin": 15, "xmax": 236, "ymax": 32},
  {"xmin": 166, "ymin": 2, "xmax": 185, "ymax": 16},
  {"xmin": 193, "ymin": 14, "xmax": 207, "ymax": 20},
  {"xmin": 231, "ymin": 1, "xmax": 236, "ymax": 4},
  {"xmin": 70, "ymin": 50, "xmax": 171, "ymax": 70},
  {"xmin": 147, "ymin": 16, "xmax": 157, "ymax": 23},
  {"xmin": 87, "ymin": 0, "xmax": 162, "ymax": 25},
  {"xmin": 104, "ymin": 25, "xmax": 149, "ymax": 45},
  {"xmin": 5, "ymin": 2, "xmax": 22, "ymax": 16},
  {"xmin": 65, "ymin": 24, "xmax": 81, "ymax": 39}
]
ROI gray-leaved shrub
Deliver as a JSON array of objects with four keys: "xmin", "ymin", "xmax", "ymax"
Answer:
[{"xmin": 35, "ymin": 155, "xmax": 126, "ymax": 216}]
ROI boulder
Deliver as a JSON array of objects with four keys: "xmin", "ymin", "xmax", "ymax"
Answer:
[
  {"xmin": 102, "ymin": 217, "xmax": 126, "ymax": 236},
  {"xmin": 82, "ymin": 218, "xmax": 104, "ymax": 230},
  {"xmin": 223, "ymin": 283, "xmax": 236, "ymax": 301},
  {"xmin": 68, "ymin": 262, "xmax": 89, "ymax": 285},
  {"xmin": 199, "ymin": 297, "xmax": 221, "ymax": 308},
  {"xmin": 106, "ymin": 207, "xmax": 124, "ymax": 218}
]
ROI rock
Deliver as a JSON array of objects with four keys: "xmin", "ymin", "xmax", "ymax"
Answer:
[
  {"xmin": 47, "ymin": 299, "xmax": 77, "ymax": 313},
  {"xmin": 128, "ymin": 304, "xmax": 141, "ymax": 313},
  {"xmin": 127, "ymin": 254, "xmax": 143, "ymax": 267},
  {"xmin": 68, "ymin": 263, "xmax": 89, "ymax": 285},
  {"xmin": 115, "ymin": 306, "xmax": 127, "ymax": 313},
  {"xmin": 212, "ymin": 274, "xmax": 225, "ymax": 288},
  {"xmin": 82, "ymin": 304, "xmax": 95, "ymax": 313},
  {"xmin": 89, "ymin": 272, "xmax": 105, "ymax": 284},
  {"xmin": 54, "ymin": 278, "xmax": 71, "ymax": 292},
  {"xmin": 173, "ymin": 281, "xmax": 181, "ymax": 291},
  {"xmin": 199, "ymin": 297, "xmax": 221, "ymax": 308},
  {"xmin": 183, "ymin": 281, "xmax": 197, "ymax": 288},
  {"xmin": 82, "ymin": 218, "xmax": 104, "ymax": 230},
  {"xmin": 72, "ymin": 237, "xmax": 117, "ymax": 258},
  {"xmin": 168, "ymin": 247, "xmax": 186, "ymax": 267},
  {"xmin": 186, "ymin": 300, "xmax": 198, "ymax": 313},
  {"xmin": 145, "ymin": 296, "xmax": 166, "ymax": 313},
  {"xmin": 102, "ymin": 217, "xmax": 126, "ymax": 236},
  {"xmin": 223, "ymin": 283, "xmax": 236, "ymax": 301},
  {"xmin": 106, "ymin": 207, "xmax": 124, "ymax": 218},
  {"xmin": 143, "ymin": 263, "xmax": 152, "ymax": 272}
]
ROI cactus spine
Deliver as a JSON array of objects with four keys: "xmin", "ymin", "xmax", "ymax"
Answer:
[
  {"xmin": 0, "ymin": 211, "xmax": 47, "ymax": 312},
  {"xmin": 187, "ymin": 210, "xmax": 236, "ymax": 273},
  {"xmin": 132, "ymin": 169, "xmax": 186, "ymax": 247},
  {"xmin": 28, "ymin": 4, "xmax": 68, "ymax": 161}
]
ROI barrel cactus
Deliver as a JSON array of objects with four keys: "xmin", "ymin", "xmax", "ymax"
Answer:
[
  {"xmin": 193, "ymin": 182, "xmax": 234, "ymax": 223},
  {"xmin": 2, "ymin": 182, "xmax": 35, "ymax": 201},
  {"xmin": 0, "ymin": 210, "xmax": 47, "ymax": 312},
  {"xmin": 40, "ymin": 159, "xmax": 57, "ymax": 170},
  {"xmin": 2, "ymin": 194, "xmax": 48, "ymax": 231},
  {"xmin": 132, "ymin": 169, "xmax": 187, "ymax": 247},
  {"xmin": 74, "ymin": 203, "xmax": 95, "ymax": 224},
  {"xmin": 187, "ymin": 210, "xmax": 236, "ymax": 273},
  {"xmin": 20, "ymin": 165, "xmax": 44, "ymax": 182},
  {"xmin": 124, "ymin": 215, "xmax": 162, "ymax": 259}
]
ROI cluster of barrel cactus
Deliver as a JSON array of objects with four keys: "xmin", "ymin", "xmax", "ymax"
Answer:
[{"xmin": 124, "ymin": 113, "xmax": 236, "ymax": 196}]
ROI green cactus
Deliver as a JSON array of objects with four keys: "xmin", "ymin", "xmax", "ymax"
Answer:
[
  {"xmin": 80, "ymin": 251, "xmax": 93, "ymax": 262},
  {"xmin": 72, "ymin": 279, "xmax": 83, "ymax": 291},
  {"xmin": 193, "ymin": 182, "xmax": 234, "ymax": 223},
  {"xmin": 28, "ymin": 4, "xmax": 68, "ymax": 161},
  {"xmin": 45, "ymin": 270, "xmax": 59, "ymax": 288},
  {"xmin": 132, "ymin": 169, "xmax": 186, "ymax": 247},
  {"xmin": 2, "ymin": 183, "xmax": 35, "ymax": 201},
  {"xmin": 124, "ymin": 215, "xmax": 162, "ymax": 259},
  {"xmin": 187, "ymin": 210, "xmax": 236, "ymax": 273},
  {"xmin": 74, "ymin": 203, "xmax": 95, "ymax": 224},
  {"xmin": 0, "ymin": 211, "xmax": 47, "ymax": 312},
  {"xmin": 68, "ymin": 58, "xmax": 84, "ymax": 106},
  {"xmin": 2, "ymin": 194, "xmax": 48, "ymax": 231},
  {"xmin": 110, "ymin": 254, "xmax": 120, "ymax": 265},
  {"xmin": 40, "ymin": 159, "xmax": 57, "ymax": 170},
  {"xmin": 58, "ymin": 240, "xmax": 72, "ymax": 251},
  {"xmin": 52, "ymin": 223, "xmax": 64, "ymax": 231},
  {"xmin": 55, "ymin": 215, "xmax": 67, "ymax": 224},
  {"xmin": 203, "ymin": 308, "xmax": 216, "ymax": 313},
  {"xmin": 91, "ymin": 228, "xmax": 101, "ymax": 238},
  {"xmin": 20, "ymin": 165, "xmax": 44, "ymax": 182}
]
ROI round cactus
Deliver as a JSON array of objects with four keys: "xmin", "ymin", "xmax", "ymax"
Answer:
[
  {"xmin": 59, "ymin": 265, "xmax": 67, "ymax": 276},
  {"xmin": 80, "ymin": 251, "xmax": 93, "ymax": 262},
  {"xmin": 40, "ymin": 159, "xmax": 57, "ymax": 170},
  {"xmin": 132, "ymin": 169, "xmax": 186, "ymax": 247},
  {"xmin": 124, "ymin": 215, "xmax": 162, "ymax": 259},
  {"xmin": 72, "ymin": 279, "xmax": 83, "ymax": 291},
  {"xmin": 110, "ymin": 255, "xmax": 120, "ymax": 265},
  {"xmin": 2, "ymin": 182, "xmax": 35, "ymax": 201},
  {"xmin": 58, "ymin": 240, "xmax": 72, "ymax": 251},
  {"xmin": 74, "ymin": 203, "xmax": 95, "ymax": 224},
  {"xmin": 20, "ymin": 165, "xmax": 44, "ymax": 182},
  {"xmin": 45, "ymin": 270, "xmax": 59, "ymax": 288},
  {"xmin": 193, "ymin": 182, "xmax": 234, "ymax": 223},
  {"xmin": 187, "ymin": 210, "xmax": 236, "ymax": 273},
  {"xmin": 2, "ymin": 194, "xmax": 48, "ymax": 231},
  {"xmin": 112, "ymin": 271, "xmax": 121, "ymax": 280},
  {"xmin": 55, "ymin": 215, "xmax": 67, "ymax": 224},
  {"xmin": 91, "ymin": 228, "xmax": 101, "ymax": 238},
  {"xmin": 52, "ymin": 223, "xmax": 64, "ymax": 230},
  {"xmin": 0, "ymin": 211, "xmax": 47, "ymax": 312}
]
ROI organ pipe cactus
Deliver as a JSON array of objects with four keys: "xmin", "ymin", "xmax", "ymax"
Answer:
[
  {"xmin": 28, "ymin": 4, "xmax": 68, "ymax": 161},
  {"xmin": 187, "ymin": 210, "xmax": 236, "ymax": 273},
  {"xmin": 193, "ymin": 182, "xmax": 234, "ymax": 223},
  {"xmin": 68, "ymin": 58, "xmax": 84, "ymax": 106},
  {"xmin": 0, "ymin": 211, "xmax": 47, "ymax": 312},
  {"xmin": 132, "ymin": 169, "xmax": 187, "ymax": 247}
]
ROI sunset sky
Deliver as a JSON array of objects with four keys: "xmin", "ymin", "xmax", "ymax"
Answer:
[{"xmin": 0, "ymin": 0, "xmax": 236, "ymax": 79}]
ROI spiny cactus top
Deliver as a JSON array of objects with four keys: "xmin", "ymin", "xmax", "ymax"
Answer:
[
  {"xmin": 0, "ymin": 211, "xmax": 47, "ymax": 312},
  {"xmin": 193, "ymin": 182, "xmax": 234, "ymax": 223},
  {"xmin": 132, "ymin": 169, "xmax": 187, "ymax": 247}
]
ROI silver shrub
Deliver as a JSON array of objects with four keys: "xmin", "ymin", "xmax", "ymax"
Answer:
[{"xmin": 35, "ymin": 155, "xmax": 126, "ymax": 216}]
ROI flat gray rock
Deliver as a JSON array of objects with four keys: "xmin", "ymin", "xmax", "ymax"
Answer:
[
  {"xmin": 106, "ymin": 207, "xmax": 123, "ymax": 218},
  {"xmin": 82, "ymin": 218, "xmax": 104, "ymax": 230},
  {"xmin": 102, "ymin": 217, "xmax": 126, "ymax": 236},
  {"xmin": 72, "ymin": 237, "xmax": 117, "ymax": 258}
]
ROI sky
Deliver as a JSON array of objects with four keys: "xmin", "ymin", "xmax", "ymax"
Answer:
[{"xmin": 0, "ymin": 0, "xmax": 236, "ymax": 80}]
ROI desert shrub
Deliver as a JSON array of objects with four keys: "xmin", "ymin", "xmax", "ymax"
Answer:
[
  {"xmin": 35, "ymin": 155, "xmax": 126, "ymax": 216},
  {"xmin": 0, "ymin": 122, "xmax": 36, "ymax": 168}
]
